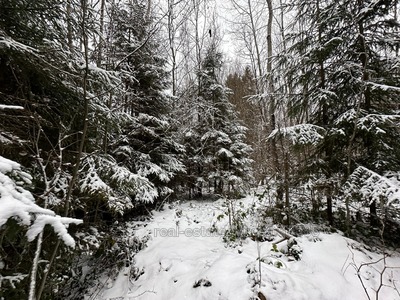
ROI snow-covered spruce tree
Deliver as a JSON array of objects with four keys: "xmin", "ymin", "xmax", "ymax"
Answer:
[
  {"xmin": 0, "ymin": 1, "xmax": 99, "ymax": 298},
  {"xmin": 183, "ymin": 44, "xmax": 253, "ymax": 197},
  {"xmin": 57, "ymin": 3, "xmax": 186, "ymax": 296},
  {"xmin": 105, "ymin": 0, "xmax": 185, "ymax": 206},
  {"xmin": 276, "ymin": 0, "xmax": 400, "ymax": 236},
  {"xmin": 272, "ymin": 0, "xmax": 345, "ymax": 224},
  {"xmin": 320, "ymin": 0, "xmax": 400, "ymax": 236},
  {"xmin": 0, "ymin": 0, "xmax": 150, "ymax": 297}
]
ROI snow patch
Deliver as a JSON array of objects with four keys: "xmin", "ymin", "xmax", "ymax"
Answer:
[{"xmin": 92, "ymin": 199, "xmax": 400, "ymax": 300}]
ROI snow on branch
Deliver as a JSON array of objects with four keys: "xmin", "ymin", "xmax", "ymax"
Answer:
[
  {"xmin": 267, "ymin": 124, "xmax": 326, "ymax": 146},
  {"xmin": 201, "ymin": 130, "xmax": 232, "ymax": 144},
  {"xmin": 367, "ymin": 82, "xmax": 400, "ymax": 92},
  {"xmin": 79, "ymin": 155, "xmax": 159, "ymax": 213},
  {"xmin": 0, "ymin": 156, "xmax": 82, "ymax": 247},
  {"xmin": 0, "ymin": 34, "xmax": 37, "ymax": 54},
  {"xmin": 0, "ymin": 130, "xmax": 24, "ymax": 145},
  {"xmin": 0, "ymin": 273, "xmax": 27, "ymax": 289},
  {"xmin": 346, "ymin": 166, "xmax": 400, "ymax": 207},
  {"xmin": 357, "ymin": 114, "xmax": 400, "ymax": 134},
  {"xmin": 217, "ymin": 148, "xmax": 234, "ymax": 158},
  {"xmin": 0, "ymin": 104, "xmax": 24, "ymax": 110},
  {"xmin": 26, "ymin": 215, "xmax": 82, "ymax": 248},
  {"xmin": 335, "ymin": 109, "xmax": 358, "ymax": 125},
  {"xmin": 334, "ymin": 109, "xmax": 400, "ymax": 135}
]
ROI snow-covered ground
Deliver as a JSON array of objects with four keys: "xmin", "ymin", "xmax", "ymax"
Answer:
[{"xmin": 91, "ymin": 197, "xmax": 400, "ymax": 300}]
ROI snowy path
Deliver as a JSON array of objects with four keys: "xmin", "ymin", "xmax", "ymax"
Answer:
[{"xmin": 95, "ymin": 198, "xmax": 400, "ymax": 300}]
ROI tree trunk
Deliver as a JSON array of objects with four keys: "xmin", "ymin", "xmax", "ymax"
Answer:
[
  {"xmin": 167, "ymin": 0, "xmax": 178, "ymax": 96},
  {"xmin": 357, "ymin": 0, "xmax": 370, "ymax": 111},
  {"xmin": 311, "ymin": 188, "xmax": 319, "ymax": 220},
  {"xmin": 67, "ymin": 0, "xmax": 73, "ymax": 52},
  {"xmin": 370, "ymin": 200, "xmax": 378, "ymax": 229},
  {"xmin": 395, "ymin": 0, "xmax": 399, "ymax": 55},
  {"xmin": 284, "ymin": 152, "xmax": 290, "ymax": 225},
  {"xmin": 97, "ymin": 0, "xmax": 105, "ymax": 67},
  {"xmin": 146, "ymin": 0, "xmax": 152, "ymax": 22},
  {"xmin": 266, "ymin": 0, "xmax": 280, "ymax": 203},
  {"xmin": 247, "ymin": 0, "xmax": 263, "ymax": 88},
  {"xmin": 326, "ymin": 186, "xmax": 333, "ymax": 226}
]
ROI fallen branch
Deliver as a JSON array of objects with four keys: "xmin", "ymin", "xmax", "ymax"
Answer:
[{"xmin": 273, "ymin": 226, "xmax": 295, "ymax": 241}]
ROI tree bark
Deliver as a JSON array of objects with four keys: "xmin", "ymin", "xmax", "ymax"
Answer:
[
  {"xmin": 146, "ymin": 0, "xmax": 152, "ymax": 22},
  {"xmin": 326, "ymin": 186, "xmax": 333, "ymax": 226},
  {"xmin": 97, "ymin": 0, "xmax": 105, "ymax": 67},
  {"xmin": 67, "ymin": 0, "xmax": 73, "ymax": 52},
  {"xmin": 168, "ymin": 0, "xmax": 177, "ymax": 96},
  {"xmin": 266, "ymin": 0, "xmax": 280, "ymax": 202},
  {"xmin": 370, "ymin": 200, "xmax": 378, "ymax": 228}
]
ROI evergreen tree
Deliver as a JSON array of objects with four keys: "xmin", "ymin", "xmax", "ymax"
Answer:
[
  {"xmin": 107, "ymin": 0, "xmax": 185, "ymax": 205},
  {"xmin": 0, "ymin": 1, "xmax": 94, "ymax": 298},
  {"xmin": 276, "ymin": 0, "xmax": 400, "ymax": 231},
  {"xmin": 0, "ymin": 0, "xmax": 187, "ymax": 297},
  {"xmin": 184, "ymin": 45, "xmax": 253, "ymax": 197}
]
